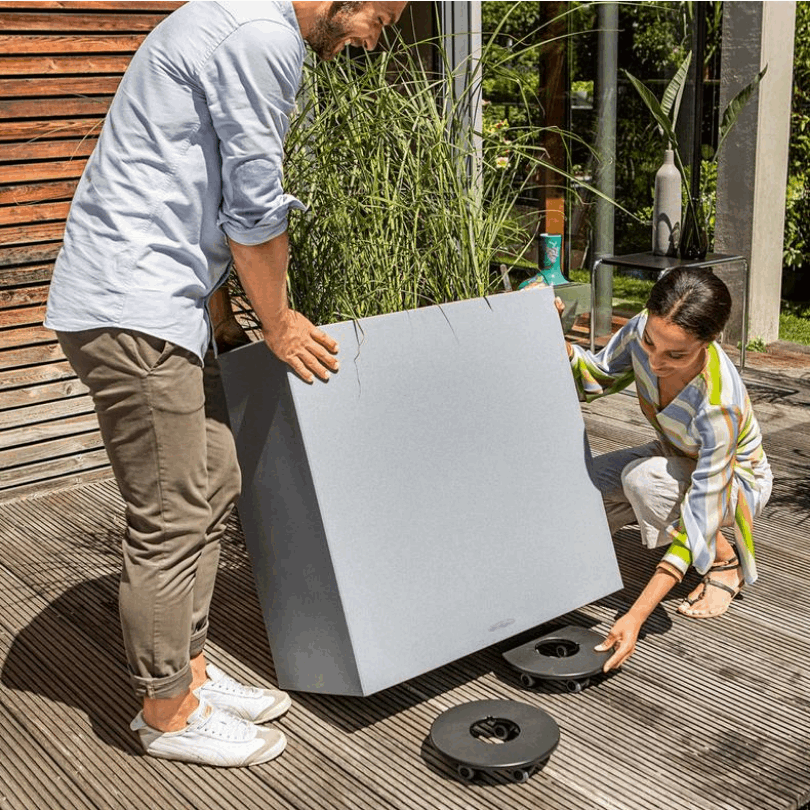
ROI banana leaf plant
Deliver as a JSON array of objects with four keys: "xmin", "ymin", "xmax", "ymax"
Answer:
[{"xmin": 626, "ymin": 54, "xmax": 767, "ymax": 259}]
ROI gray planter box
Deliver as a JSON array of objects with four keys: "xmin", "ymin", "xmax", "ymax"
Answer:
[{"xmin": 220, "ymin": 287, "xmax": 621, "ymax": 696}]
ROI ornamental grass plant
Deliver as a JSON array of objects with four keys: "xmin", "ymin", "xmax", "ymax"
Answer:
[{"xmin": 272, "ymin": 19, "xmax": 592, "ymax": 326}]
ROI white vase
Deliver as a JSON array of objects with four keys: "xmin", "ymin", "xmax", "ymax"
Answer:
[{"xmin": 652, "ymin": 148, "xmax": 682, "ymax": 256}]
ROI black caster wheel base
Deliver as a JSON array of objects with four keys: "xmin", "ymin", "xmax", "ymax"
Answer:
[
  {"xmin": 566, "ymin": 678, "xmax": 589, "ymax": 693},
  {"xmin": 519, "ymin": 673, "xmax": 537, "ymax": 689},
  {"xmin": 503, "ymin": 625, "xmax": 610, "ymax": 692},
  {"xmin": 493, "ymin": 723, "xmax": 510, "ymax": 741},
  {"xmin": 430, "ymin": 700, "xmax": 559, "ymax": 785}
]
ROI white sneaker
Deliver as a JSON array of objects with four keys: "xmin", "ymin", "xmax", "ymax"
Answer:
[
  {"xmin": 194, "ymin": 663, "xmax": 292, "ymax": 724},
  {"xmin": 130, "ymin": 698, "xmax": 287, "ymax": 767}
]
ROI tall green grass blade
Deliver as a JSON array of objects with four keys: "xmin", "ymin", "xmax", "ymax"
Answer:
[{"xmin": 276, "ymin": 18, "xmax": 629, "ymax": 326}]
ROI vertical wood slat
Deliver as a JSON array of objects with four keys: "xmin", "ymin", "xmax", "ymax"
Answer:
[{"xmin": 0, "ymin": 2, "xmax": 183, "ymax": 499}]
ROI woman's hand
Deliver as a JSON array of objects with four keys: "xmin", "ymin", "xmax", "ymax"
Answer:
[
  {"xmin": 555, "ymin": 297, "xmax": 574, "ymax": 358},
  {"xmin": 595, "ymin": 613, "xmax": 643, "ymax": 672},
  {"xmin": 596, "ymin": 564, "xmax": 679, "ymax": 673}
]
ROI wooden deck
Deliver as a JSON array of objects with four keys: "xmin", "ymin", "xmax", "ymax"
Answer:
[{"xmin": 1, "ymin": 363, "xmax": 809, "ymax": 810}]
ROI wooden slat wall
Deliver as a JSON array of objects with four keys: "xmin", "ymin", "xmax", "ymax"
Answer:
[{"xmin": 0, "ymin": 1, "xmax": 183, "ymax": 501}]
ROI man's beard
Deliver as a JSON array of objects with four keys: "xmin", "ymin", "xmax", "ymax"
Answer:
[{"xmin": 307, "ymin": 1, "xmax": 365, "ymax": 60}]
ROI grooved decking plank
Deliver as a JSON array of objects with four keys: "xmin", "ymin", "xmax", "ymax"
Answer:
[
  {"xmin": 0, "ymin": 569, "xmax": 362, "ymax": 810},
  {"xmin": 0, "ymin": 394, "xmax": 94, "ymax": 430},
  {"xmin": 0, "ymin": 464, "xmax": 112, "ymax": 504},
  {"xmin": 1, "ymin": 364, "xmax": 809, "ymax": 810},
  {"xmin": 0, "ymin": 485, "xmax": 596, "ymax": 810},
  {"xmin": 2, "ymin": 486, "xmax": 808, "ymax": 810}
]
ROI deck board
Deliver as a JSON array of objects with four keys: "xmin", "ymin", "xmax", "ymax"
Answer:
[{"xmin": 0, "ymin": 366, "xmax": 809, "ymax": 810}]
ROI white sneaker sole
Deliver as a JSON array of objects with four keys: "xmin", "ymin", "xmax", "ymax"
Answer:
[
  {"xmin": 252, "ymin": 691, "xmax": 292, "ymax": 724},
  {"xmin": 143, "ymin": 729, "xmax": 287, "ymax": 767}
]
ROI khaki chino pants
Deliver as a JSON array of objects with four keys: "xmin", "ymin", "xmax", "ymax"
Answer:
[{"xmin": 58, "ymin": 328, "xmax": 241, "ymax": 699}]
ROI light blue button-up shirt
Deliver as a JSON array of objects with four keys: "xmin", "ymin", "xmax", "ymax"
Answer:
[{"xmin": 45, "ymin": 0, "xmax": 307, "ymax": 361}]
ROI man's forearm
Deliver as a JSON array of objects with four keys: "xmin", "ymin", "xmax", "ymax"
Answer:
[
  {"xmin": 228, "ymin": 232, "xmax": 339, "ymax": 383},
  {"xmin": 228, "ymin": 232, "xmax": 290, "ymax": 337}
]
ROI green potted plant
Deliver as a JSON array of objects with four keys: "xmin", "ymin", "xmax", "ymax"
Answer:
[
  {"xmin": 225, "ymin": 6, "xmax": 624, "ymax": 328},
  {"xmin": 626, "ymin": 54, "xmax": 767, "ymax": 260},
  {"xmin": 281, "ymin": 29, "xmax": 587, "ymax": 325}
]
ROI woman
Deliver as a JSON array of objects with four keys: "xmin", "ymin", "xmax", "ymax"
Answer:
[{"xmin": 559, "ymin": 267, "xmax": 772, "ymax": 673}]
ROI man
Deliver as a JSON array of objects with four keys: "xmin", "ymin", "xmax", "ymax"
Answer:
[{"xmin": 44, "ymin": 1, "xmax": 407, "ymax": 767}]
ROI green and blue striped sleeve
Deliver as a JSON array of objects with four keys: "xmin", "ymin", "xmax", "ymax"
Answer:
[{"xmin": 568, "ymin": 316, "xmax": 639, "ymax": 402}]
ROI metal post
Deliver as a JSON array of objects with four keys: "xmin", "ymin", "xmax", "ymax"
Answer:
[
  {"xmin": 689, "ymin": 3, "xmax": 707, "ymax": 200},
  {"xmin": 714, "ymin": 1, "xmax": 796, "ymax": 346},
  {"xmin": 439, "ymin": 2, "xmax": 483, "ymax": 176},
  {"xmin": 592, "ymin": 3, "xmax": 618, "ymax": 338}
]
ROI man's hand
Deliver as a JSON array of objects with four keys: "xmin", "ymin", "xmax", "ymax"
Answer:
[
  {"xmin": 595, "ymin": 613, "xmax": 642, "ymax": 672},
  {"xmin": 264, "ymin": 308, "xmax": 339, "ymax": 384},
  {"xmin": 227, "ymin": 234, "xmax": 339, "ymax": 384},
  {"xmin": 209, "ymin": 285, "xmax": 251, "ymax": 354}
]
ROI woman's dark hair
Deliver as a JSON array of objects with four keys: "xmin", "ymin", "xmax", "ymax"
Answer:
[{"xmin": 646, "ymin": 267, "xmax": 732, "ymax": 342}]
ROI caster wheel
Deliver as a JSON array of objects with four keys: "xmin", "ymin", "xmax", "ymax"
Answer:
[
  {"xmin": 457, "ymin": 765, "xmax": 476, "ymax": 781},
  {"xmin": 520, "ymin": 673, "xmax": 536, "ymax": 688},
  {"xmin": 431, "ymin": 700, "xmax": 559, "ymax": 789},
  {"xmin": 565, "ymin": 679, "xmax": 584, "ymax": 693},
  {"xmin": 503, "ymin": 625, "xmax": 611, "ymax": 694}
]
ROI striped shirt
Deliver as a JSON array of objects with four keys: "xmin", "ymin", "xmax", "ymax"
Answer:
[{"xmin": 570, "ymin": 311, "xmax": 771, "ymax": 584}]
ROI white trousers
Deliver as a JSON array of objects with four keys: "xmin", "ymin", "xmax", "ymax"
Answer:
[{"xmin": 592, "ymin": 440, "xmax": 740, "ymax": 550}]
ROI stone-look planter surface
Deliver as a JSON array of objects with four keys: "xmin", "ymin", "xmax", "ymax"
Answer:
[{"xmin": 220, "ymin": 287, "xmax": 622, "ymax": 696}]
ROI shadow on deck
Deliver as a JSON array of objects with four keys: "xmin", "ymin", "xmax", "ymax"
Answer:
[{"xmin": 0, "ymin": 364, "xmax": 809, "ymax": 810}]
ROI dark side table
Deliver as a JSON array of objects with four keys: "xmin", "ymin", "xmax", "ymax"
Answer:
[{"xmin": 590, "ymin": 252, "xmax": 750, "ymax": 371}]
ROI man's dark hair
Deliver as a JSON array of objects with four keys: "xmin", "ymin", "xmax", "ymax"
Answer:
[
  {"xmin": 646, "ymin": 267, "xmax": 732, "ymax": 342},
  {"xmin": 329, "ymin": 1, "xmax": 365, "ymax": 18}
]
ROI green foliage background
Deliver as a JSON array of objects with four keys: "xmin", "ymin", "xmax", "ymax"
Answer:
[
  {"xmin": 480, "ymin": 1, "xmax": 726, "ymax": 257},
  {"xmin": 784, "ymin": 1, "xmax": 810, "ymax": 281},
  {"xmin": 236, "ymin": 3, "xmax": 809, "ymax": 341},
  {"xmin": 480, "ymin": 2, "xmax": 542, "ymax": 130},
  {"xmin": 478, "ymin": 1, "xmax": 810, "ymax": 343}
]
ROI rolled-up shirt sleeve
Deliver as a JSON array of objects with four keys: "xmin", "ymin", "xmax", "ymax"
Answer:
[{"xmin": 199, "ymin": 19, "xmax": 306, "ymax": 245}]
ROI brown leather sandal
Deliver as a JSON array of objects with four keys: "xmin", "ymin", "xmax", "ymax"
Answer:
[{"xmin": 677, "ymin": 556, "xmax": 743, "ymax": 619}]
